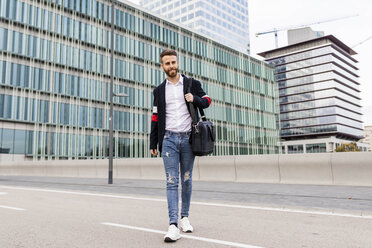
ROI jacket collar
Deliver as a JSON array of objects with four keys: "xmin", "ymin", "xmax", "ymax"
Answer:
[{"xmin": 160, "ymin": 74, "xmax": 191, "ymax": 95}]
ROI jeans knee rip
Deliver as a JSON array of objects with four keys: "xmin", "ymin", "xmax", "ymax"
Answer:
[
  {"xmin": 166, "ymin": 173, "xmax": 176, "ymax": 184},
  {"xmin": 183, "ymin": 171, "xmax": 190, "ymax": 182}
]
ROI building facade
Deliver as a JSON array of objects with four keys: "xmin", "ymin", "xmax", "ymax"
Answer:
[
  {"xmin": 139, "ymin": 0, "xmax": 250, "ymax": 54},
  {"xmin": 259, "ymin": 34, "xmax": 365, "ymax": 154},
  {"xmin": 0, "ymin": 0, "xmax": 279, "ymax": 161}
]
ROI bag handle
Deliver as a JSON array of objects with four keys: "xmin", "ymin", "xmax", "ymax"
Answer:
[{"xmin": 187, "ymin": 78, "xmax": 207, "ymax": 123}]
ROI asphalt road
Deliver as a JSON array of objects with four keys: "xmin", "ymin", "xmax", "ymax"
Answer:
[{"xmin": 1, "ymin": 176, "xmax": 372, "ymax": 248}]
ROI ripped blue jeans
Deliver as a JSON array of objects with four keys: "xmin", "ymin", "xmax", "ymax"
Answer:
[{"xmin": 162, "ymin": 130, "xmax": 195, "ymax": 225}]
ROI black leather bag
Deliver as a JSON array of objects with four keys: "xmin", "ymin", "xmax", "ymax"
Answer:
[{"xmin": 188, "ymin": 80, "xmax": 215, "ymax": 156}]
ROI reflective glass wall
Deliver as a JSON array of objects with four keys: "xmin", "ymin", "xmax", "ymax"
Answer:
[{"xmin": 0, "ymin": 0, "xmax": 279, "ymax": 160}]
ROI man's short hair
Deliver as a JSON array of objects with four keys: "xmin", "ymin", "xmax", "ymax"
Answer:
[{"xmin": 160, "ymin": 49, "xmax": 177, "ymax": 63}]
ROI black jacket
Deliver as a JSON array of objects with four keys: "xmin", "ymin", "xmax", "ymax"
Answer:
[{"xmin": 150, "ymin": 75, "xmax": 211, "ymax": 153}]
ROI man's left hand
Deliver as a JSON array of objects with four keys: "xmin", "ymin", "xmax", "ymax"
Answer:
[{"xmin": 185, "ymin": 93, "xmax": 194, "ymax": 102}]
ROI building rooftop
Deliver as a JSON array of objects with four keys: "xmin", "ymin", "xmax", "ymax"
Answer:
[{"xmin": 257, "ymin": 35, "xmax": 357, "ymax": 58}]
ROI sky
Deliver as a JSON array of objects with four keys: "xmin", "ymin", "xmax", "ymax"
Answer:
[{"xmin": 126, "ymin": 0, "xmax": 372, "ymax": 126}]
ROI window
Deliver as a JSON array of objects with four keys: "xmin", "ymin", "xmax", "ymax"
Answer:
[
  {"xmin": 306, "ymin": 143, "xmax": 327, "ymax": 153},
  {"xmin": 288, "ymin": 144, "xmax": 303, "ymax": 154},
  {"xmin": 1, "ymin": 128, "xmax": 14, "ymax": 154},
  {"xmin": 14, "ymin": 130, "xmax": 26, "ymax": 154}
]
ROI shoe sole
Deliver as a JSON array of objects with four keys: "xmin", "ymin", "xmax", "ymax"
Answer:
[
  {"xmin": 180, "ymin": 226, "xmax": 193, "ymax": 233},
  {"xmin": 164, "ymin": 237, "xmax": 180, "ymax": 242}
]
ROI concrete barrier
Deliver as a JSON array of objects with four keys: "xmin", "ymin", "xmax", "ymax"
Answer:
[
  {"xmin": 0, "ymin": 164, "xmax": 47, "ymax": 176},
  {"xmin": 235, "ymin": 154, "xmax": 280, "ymax": 183},
  {"xmin": 1, "ymin": 152, "xmax": 372, "ymax": 186},
  {"xmin": 197, "ymin": 156, "xmax": 236, "ymax": 181},
  {"xmin": 138, "ymin": 158, "xmax": 164, "ymax": 180},
  {"xmin": 278, "ymin": 153, "xmax": 333, "ymax": 185},
  {"xmin": 331, "ymin": 152, "xmax": 372, "ymax": 186},
  {"xmin": 115, "ymin": 158, "xmax": 142, "ymax": 179}
]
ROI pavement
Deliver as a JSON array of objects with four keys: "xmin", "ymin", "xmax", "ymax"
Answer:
[{"xmin": 1, "ymin": 176, "xmax": 372, "ymax": 248}]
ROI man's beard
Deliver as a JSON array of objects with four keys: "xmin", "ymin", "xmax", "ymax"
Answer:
[{"xmin": 165, "ymin": 68, "xmax": 178, "ymax": 78}]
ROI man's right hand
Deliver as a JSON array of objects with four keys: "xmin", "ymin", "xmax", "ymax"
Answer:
[{"xmin": 150, "ymin": 149, "xmax": 158, "ymax": 156}]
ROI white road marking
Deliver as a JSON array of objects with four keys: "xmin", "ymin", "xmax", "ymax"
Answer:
[
  {"xmin": 0, "ymin": 192, "xmax": 8, "ymax": 195},
  {"xmin": 1, "ymin": 185, "xmax": 371, "ymax": 219},
  {"xmin": 191, "ymin": 201, "xmax": 372, "ymax": 219},
  {"xmin": 102, "ymin": 222, "xmax": 263, "ymax": 248},
  {"xmin": 0, "ymin": 185, "xmax": 166, "ymax": 202},
  {"xmin": 0, "ymin": 205, "xmax": 25, "ymax": 211}
]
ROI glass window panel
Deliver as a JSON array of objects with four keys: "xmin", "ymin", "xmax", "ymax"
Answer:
[
  {"xmin": 1, "ymin": 128, "xmax": 14, "ymax": 154},
  {"xmin": 280, "ymin": 106, "xmax": 362, "ymax": 122},
  {"xmin": 306, "ymin": 143, "xmax": 326, "ymax": 153},
  {"xmin": 26, "ymin": 130, "xmax": 34, "ymax": 155},
  {"xmin": 279, "ymin": 80, "xmax": 360, "ymax": 98},
  {"xmin": 287, "ymin": 144, "xmax": 303, "ymax": 154},
  {"xmin": 281, "ymin": 115, "xmax": 362, "ymax": 130},
  {"xmin": 281, "ymin": 124, "xmax": 362, "ymax": 138},
  {"xmin": 14, "ymin": 129, "xmax": 26, "ymax": 154},
  {"xmin": 276, "ymin": 63, "xmax": 358, "ymax": 84},
  {"xmin": 85, "ymin": 135, "xmax": 93, "ymax": 156}
]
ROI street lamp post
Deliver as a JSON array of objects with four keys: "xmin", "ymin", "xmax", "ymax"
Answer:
[
  {"xmin": 108, "ymin": 92, "xmax": 128, "ymax": 185},
  {"xmin": 108, "ymin": 2, "xmax": 128, "ymax": 184}
]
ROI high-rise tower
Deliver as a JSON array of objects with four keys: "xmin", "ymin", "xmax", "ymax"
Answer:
[
  {"xmin": 259, "ymin": 30, "xmax": 366, "ymax": 153},
  {"xmin": 140, "ymin": 0, "xmax": 250, "ymax": 54}
]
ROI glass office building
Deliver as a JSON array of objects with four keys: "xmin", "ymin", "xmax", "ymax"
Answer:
[
  {"xmin": 139, "ymin": 0, "xmax": 250, "ymax": 54},
  {"xmin": 259, "ymin": 35, "xmax": 365, "ymax": 153},
  {"xmin": 0, "ymin": 0, "xmax": 278, "ymax": 161}
]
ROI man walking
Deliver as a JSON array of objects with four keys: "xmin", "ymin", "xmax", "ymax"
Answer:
[{"xmin": 150, "ymin": 49, "xmax": 211, "ymax": 242}]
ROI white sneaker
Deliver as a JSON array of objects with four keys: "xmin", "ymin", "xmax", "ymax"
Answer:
[
  {"xmin": 164, "ymin": 224, "xmax": 181, "ymax": 242},
  {"xmin": 179, "ymin": 217, "xmax": 193, "ymax": 233}
]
